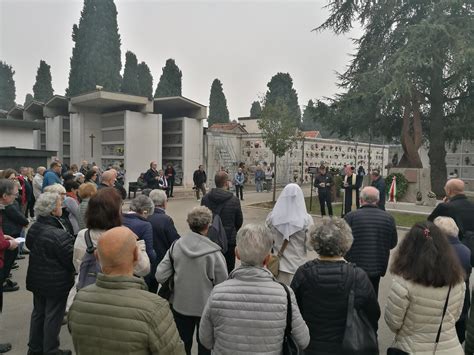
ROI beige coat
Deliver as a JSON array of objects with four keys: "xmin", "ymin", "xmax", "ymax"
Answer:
[{"xmin": 384, "ymin": 275, "xmax": 465, "ymax": 355}]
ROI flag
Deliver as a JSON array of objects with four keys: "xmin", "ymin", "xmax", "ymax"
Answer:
[{"xmin": 389, "ymin": 176, "xmax": 397, "ymax": 202}]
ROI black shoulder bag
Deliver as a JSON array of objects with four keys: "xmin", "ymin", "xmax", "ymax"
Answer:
[
  {"xmin": 157, "ymin": 241, "xmax": 176, "ymax": 301},
  {"xmin": 342, "ymin": 264, "xmax": 379, "ymax": 355},
  {"xmin": 279, "ymin": 282, "xmax": 300, "ymax": 355}
]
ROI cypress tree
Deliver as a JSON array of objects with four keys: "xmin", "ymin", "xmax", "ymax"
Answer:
[
  {"xmin": 24, "ymin": 93, "xmax": 34, "ymax": 107},
  {"xmin": 208, "ymin": 78, "xmax": 230, "ymax": 125},
  {"xmin": 121, "ymin": 51, "xmax": 139, "ymax": 95},
  {"xmin": 67, "ymin": 0, "xmax": 122, "ymax": 96},
  {"xmin": 264, "ymin": 73, "xmax": 301, "ymax": 128},
  {"xmin": 0, "ymin": 61, "xmax": 16, "ymax": 110},
  {"xmin": 154, "ymin": 59, "xmax": 182, "ymax": 98},
  {"xmin": 250, "ymin": 101, "xmax": 262, "ymax": 117},
  {"xmin": 137, "ymin": 61, "xmax": 153, "ymax": 99},
  {"xmin": 33, "ymin": 60, "xmax": 54, "ymax": 102}
]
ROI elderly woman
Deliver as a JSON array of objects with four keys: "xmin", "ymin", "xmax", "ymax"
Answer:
[
  {"xmin": 43, "ymin": 184, "xmax": 75, "ymax": 236},
  {"xmin": 156, "ymin": 206, "xmax": 228, "ymax": 355},
  {"xmin": 434, "ymin": 216, "xmax": 471, "ymax": 344},
  {"xmin": 385, "ymin": 221, "xmax": 465, "ymax": 354},
  {"xmin": 291, "ymin": 218, "xmax": 380, "ymax": 354},
  {"xmin": 26, "ymin": 192, "xmax": 75, "ymax": 355},
  {"xmin": 122, "ymin": 195, "xmax": 156, "ymax": 269},
  {"xmin": 199, "ymin": 224, "xmax": 310, "ymax": 353},
  {"xmin": 77, "ymin": 182, "xmax": 97, "ymax": 231},
  {"xmin": 267, "ymin": 183, "xmax": 313, "ymax": 285}
]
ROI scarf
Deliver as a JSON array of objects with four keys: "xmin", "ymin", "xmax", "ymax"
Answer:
[{"xmin": 343, "ymin": 174, "xmax": 357, "ymax": 214}]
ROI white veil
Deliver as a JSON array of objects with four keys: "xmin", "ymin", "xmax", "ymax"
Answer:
[{"xmin": 266, "ymin": 183, "xmax": 313, "ymax": 240}]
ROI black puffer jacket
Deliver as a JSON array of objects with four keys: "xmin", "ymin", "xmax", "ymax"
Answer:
[
  {"xmin": 344, "ymin": 205, "xmax": 398, "ymax": 277},
  {"xmin": 26, "ymin": 215, "xmax": 75, "ymax": 297},
  {"xmin": 2, "ymin": 200, "xmax": 29, "ymax": 237},
  {"xmin": 201, "ymin": 188, "xmax": 243, "ymax": 246},
  {"xmin": 291, "ymin": 260, "xmax": 380, "ymax": 355}
]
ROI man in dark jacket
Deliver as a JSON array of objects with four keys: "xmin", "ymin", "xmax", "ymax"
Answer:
[
  {"xmin": 370, "ymin": 169, "xmax": 386, "ymax": 210},
  {"xmin": 344, "ymin": 186, "xmax": 398, "ymax": 296},
  {"xmin": 428, "ymin": 179, "xmax": 474, "ymax": 239},
  {"xmin": 201, "ymin": 171, "xmax": 243, "ymax": 272},
  {"xmin": 193, "ymin": 165, "xmax": 207, "ymax": 201},
  {"xmin": 314, "ymin": 165, "xmax": 333, "ymax": 217},
  {"xmin": 144, "ymin": 161, "xmax": 160, "ymax": 190},
  {"xmin": 147, "ymin": 189, "xmax": 180, "ymax": 293}
]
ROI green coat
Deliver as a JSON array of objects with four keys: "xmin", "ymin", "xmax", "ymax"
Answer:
[{"xmin": 68, "ymin": 273, "xmax": 184, "ymax": 355}]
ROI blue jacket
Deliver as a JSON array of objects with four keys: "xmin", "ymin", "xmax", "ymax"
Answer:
[
  {"xmin": 448, "ymin": 236, "xmax": 471, "ymax": 323},
  {"xmin": 234, "ymin": 172, "xmax": 245, "ymax": 186},
  {"xmin": 122, "ymin": 213, "xmax": 156, "ymax": 265},
  {"xmin": 148, "ymin": 208, "xmax": 180, "ymax": 265},
  {"xmin": 255, "ymin": 170, "xmax": 265, "ymax": 182},
  {"xmin": 42, "ymin": 170, "xmax": 62, "ymax": 191}
]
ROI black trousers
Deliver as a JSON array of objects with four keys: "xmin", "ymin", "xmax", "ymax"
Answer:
[
  {"xmin": 235, "ymin": 185, "xmax": 244, "ymax": 200},
  {"xmin": 28, "ymin": 293, "xmax": 68, "ymax": 355},
  {"xmin": 25, "ymin": 196, "xmax": 35, "ymax": 218},
  {"xmin": 369, "ymin": 275, "xmax": 381, "ymax": 297},
  {"xmin": 223, "ymin": 245, "xmax": 236, "ymax": 273},
  {"xmin": 0, "ymin": 249, "xmax": 18, "ymax": 312},
  {"xmin": 168, "ymin": 179, "xmax": 175, "ymax": 197},
  {"xmin": 318, "ymin": 191, "xmax": 333, "ymax": 216},
  {"xmin": 172, "ymin": 308, "xmax": 210, "ymax": 355}
]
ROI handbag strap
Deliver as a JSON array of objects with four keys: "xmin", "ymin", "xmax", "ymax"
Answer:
[
  {"xmin": 279, "ymin": 282, "xmax": 292, "ymax": 337},
  {"xmin": 433, "ymin": 285, "xmax": 452, "ymax": 353},
  {"xmin": 345, "ymin": 263, "xmax": 356, "ymax": 325},
  {"xmin": 84, "ymin": 229, "xmax": 95, "ymax": 254},
  {"xmin": 277, "ymin": 239, "xmax": 290, "ymax": 257}
]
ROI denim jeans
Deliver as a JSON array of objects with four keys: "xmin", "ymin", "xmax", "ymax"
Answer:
[{"xmin": 256, "ymin": 180, "xmax": 263, "ymax": 192}]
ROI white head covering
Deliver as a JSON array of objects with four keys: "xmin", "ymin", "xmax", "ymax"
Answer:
[{"xmin": 266, "ymin": 183, "xmax": 313, "ymax": 240}]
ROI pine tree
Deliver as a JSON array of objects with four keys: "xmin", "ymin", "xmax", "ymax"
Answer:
[
  {"xmin": 264, "ymin": 73, "xmax": 301, "ymax": 127},
  {"xmin": 121, "ymin": 51, "xmax": 139, "ymax": 95},
  {"xmin": 137, "ymin": 61, "xmax": 153, "ymax": 99},
  {"xmin": 0, "ymin": 61, "xmax": 16, "ymax": 110},
  {"xmin": 33, "ymin": 60, "xmax": 54, "ymax": 102},
  {"xmin": 250, "ymin": 101, "xmax": 262, "ymax": 117},
  {"xmin": 154, "ymin": 59, "xmax": 182, "ymax": 98},
  {"xmin": 208, "ymin": 79, "xmax": 230, "ymax": 125},
  {"xmin": 67, "ymin": 0, "xmax": 122, "ymax": 96},
  {"xmin": 24, "ymin": 93, "xmax": 34, "ymax": 107}
]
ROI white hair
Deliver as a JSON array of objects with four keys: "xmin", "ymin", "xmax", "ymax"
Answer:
[
  {"xmin": 149, "ymin": 189, "xmax": 167, "ymax": 207},
  {"xmin": 360, "ymin": 187, "xmax": 380, "ymax": 204},
  {"xmin": 434, "ymin": 216, "xmax": 459, "ymax": 237},
  {"xmin": 34, "ymin": 192, "xmax": 61, "ymax": 217},
  {"xmin": 43, "ymin": 183, "xmax": 66, "ymax": 194},
  {"xmin": 236, "ymin": 224, "xmax": 273, "ymax": 266},
  {"xmin": 187, "ymin": 206, "xmax": 213, "ymax": 232},
  {"xmin": 129, "ymin": 195, "xmax": 154, "ymax": 215}
]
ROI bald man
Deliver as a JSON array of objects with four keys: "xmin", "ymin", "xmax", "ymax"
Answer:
[
  {"xmin": 428, "ymin": 179, "xmax": 474, "ymax": 241},
  {"xmin": 97, "ymin": 170, "xmax": 116, "ymax": 189},
  {"xmin": 68, "ymin": 227, "xmax": 184, "ymax": 355},
  {"xmin": 344, "ymin": 186, "xmax": 398, "ymax": 296}
]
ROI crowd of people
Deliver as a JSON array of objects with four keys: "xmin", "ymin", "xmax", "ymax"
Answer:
[{"xmin": 1, "ymin": 159, "xmax": 474, "ymax": 355}]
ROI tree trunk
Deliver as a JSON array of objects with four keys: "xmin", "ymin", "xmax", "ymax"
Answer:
[
  {"xmin": 398, "ymin": 95, "xmax": 423, "ymax": 168},
  {"xmin": 273, "ymin": 154, "xmax": 277, "ymax": 203},
  {"xmin": 428, "ymin": 61, "xmax": 447, "ymax": 197}
]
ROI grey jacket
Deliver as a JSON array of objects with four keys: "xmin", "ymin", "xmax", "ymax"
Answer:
[
  {"xmin": 156, "ymin": 231, "xmax": 228, "ymax": 317},
  {"xmin": 199, "ymin": 266, "xmax": 310, "ymax": 354}
]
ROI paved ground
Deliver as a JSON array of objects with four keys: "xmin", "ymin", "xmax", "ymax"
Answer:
[{"xmin": 0, "ymin": 188, "xmax": 454, "ymax": 354}]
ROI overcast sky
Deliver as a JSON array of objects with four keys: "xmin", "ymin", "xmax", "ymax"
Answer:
[{"xmin": 0, "ymin": 0, "xmax": 360, "ymax": 119}]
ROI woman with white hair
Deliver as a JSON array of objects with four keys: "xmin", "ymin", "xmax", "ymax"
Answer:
[
  {"xmin": 291, "ymin": 218, "xmax": 380, "ymax": 354},
  {"xmin": 199, "ymin": 224, "xmax": 310, "ymax": 353},
  {"xmin": 43, "ymin": 184, "xmax": 76, "ymax": 236},
  {"xmin": 266, "ymin": 183, "xmax": 313, "ymax": 284},
  {"xmin": 156, "ymin": 206, "xmax": 228, "ymax": 355},
  {"xmin": 434, "ymin": 216, "xmax": 471, "ymax": 344},
  {"xmin": 26, "ymin": 192, "xmax": 75, "ymax": 355},
  {"xmin": 122, "ymin": 194, "xmax": 156, "ymax": 272}
]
